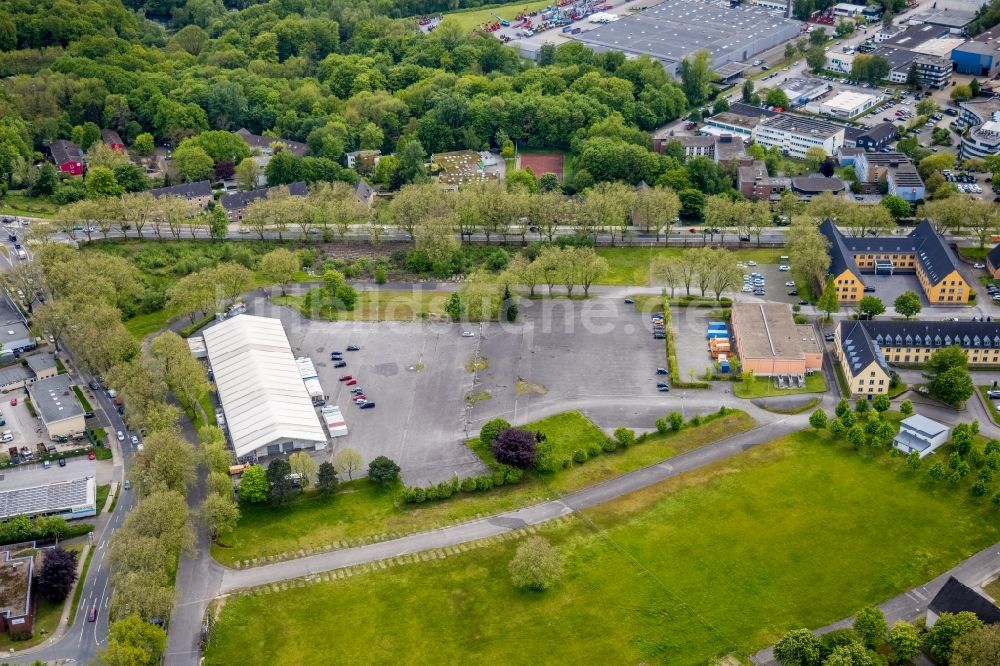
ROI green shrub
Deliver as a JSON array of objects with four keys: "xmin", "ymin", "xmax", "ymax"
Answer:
[
  {"xmin": 668, "ymin": 412, "xmax": 684, "ymax": 431},
  {"xmin": 374, "ymin": 266, "xmax": 388, "ymax": 284},
  {"xmin": 587, "ymin": 442, "xmax": 602, "ymax": 458},
  {"xmin": 504, "ymin": 466, "xmax": 523, "ymax": 484},
  {"xmin": 460, "ymin": 477, "xmax": 477, "ymax": 492},
  {"xmin": 613, "ymin": 427, "xmax": 636, "ymax": 448},
  {"xmin": 655, "ymin": 418, "xmax": 668, "ymax": 434},
  {"xmin": 688, "ymin": 415, "xmax": 702, "ymax": 427},
  {"xmin": 572, "ymin": 449, "xmax": 588, "ymax": 464},
  {"xmin": 475, "ymin": 476, "xmax": 493, "ymax": 491},
  {"xmin": 602, "ymin": 438, "xmax": 618, "ymax": 453},
  {"xmin": 424, "ymin": 486, "xmax": 439, "ymax": 501},
  {"xmin": 491, "ymin": 468, "xmax": 507, "ymax": 486},
  {"xmin": 436, "ymin": 481, "xmax": 453, "ymax": 499},
  {"xmin": 411, "ymin": 487, "xmax": 426, "ymax": 503}
]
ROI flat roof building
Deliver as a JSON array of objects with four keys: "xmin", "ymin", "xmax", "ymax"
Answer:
[
  {"xmin": 201, "ymin": 315, "xmax": 327, "ymax": 459},
  {"xmin": 820, "ymin": 91, "xmax": 882, "ymax": 119},
  {"xmin": 27, "ymin": 374, "xmax": 85, "ymax": 440},
  {"xmin": 0, "ymin": 468, "xmax": 97, "ymax": 521},
  {"xmin": 752, "ymin": 114, "xmax": 845, "ymax": 159},
  {"xmin": 730, "ymin": 303, "xmax": 823, "ymax": 377},
  {"xmin": 893, "ymin": 414, "xmax": 951, "ymax": 458},
  {"xmin": 571, "ymin": 0, "xmax": 801, "ymax": 76},
  {"xmin": 0, "ymin": 550, "xmax": 34, "ymax": 637}
]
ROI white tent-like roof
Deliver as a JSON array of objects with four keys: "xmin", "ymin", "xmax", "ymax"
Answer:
[{"xmin": 202, "ymin": 315, "xmax": 327, "ymax": 458}]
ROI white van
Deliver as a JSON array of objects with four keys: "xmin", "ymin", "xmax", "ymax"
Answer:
[{"xmin": 1, "ymin": 430, "xmax": 13, "ymax": 443}]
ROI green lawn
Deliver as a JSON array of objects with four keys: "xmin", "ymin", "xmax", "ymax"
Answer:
[
  {"xmin": 733, "ymin": 372, "xmax": 827, "ymax": 399},
  {"xmin": 597, "ymin": 247, "xmax": 785, "ymax": 286},
  {"xmin": 212, "ymin": 411, "xmax": 754, "ymax": 566},
  {"xmin": 95, "ymin": 484, "xmax": 110, "ymax": 515},
  {"xmin": 274, "ymin": 289, "xmax": 453, "ymax": 321},
  {"xmin": 124, "ymin": 310, "xmax": 171, "ymax": 339},
  {"xmin": 0, "ymin": 192, "xmax": 59, "ymax": 219},
  {"xmin": 205, "ymin": 430, "xmax": 1000, "ymax": 665},
  {"xmin": 71, "ymin": 386, "xmax": 93, "ymax": 412},
  {"xmin": 468, "ymin": 410, "xmax": 607, "ymax": 464},
  {"xmin": 443, "ymin": 0, "xmax": 551, "ymax": 31},
  {"xmin": 979, "ymin": 386, "xmax": 1000, "ymax": 424}
]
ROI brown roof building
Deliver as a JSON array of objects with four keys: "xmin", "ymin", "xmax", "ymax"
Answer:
[{"xmin": 235, "ymin": 128, "xmax": 307, "ymax": 157}]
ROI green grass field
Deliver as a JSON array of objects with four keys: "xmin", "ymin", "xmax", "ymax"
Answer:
[
  {"xmin": 274, "ymin": 289, "xmax": 453, "ymax": 321},
  {"xmin": 467, "ymin": 410, "xmax": 608, "ymax": 464},
  {"xmin": 443, "ymin": 0, "xmax": 551, "ymax": 31},
  {"xmin": 211, "ymin": 411, "xmax": 753, "ymax": 566},
  {"xmin": 206, "ymin": 430, "xmax": 1000, "ymax": 666},
  {"xmin": 733, "ymin": 372, "xmax": 827, "ymax": 399},
  {"xmin": 0, "ymin": 192, "xmax": 59, "ymax": 219},
  {"xmin": 124, "ymin": 309, "xmax": 171, "ymax": 339},
  {"xmin": 597, "ymin": 247, "xmax": 785, "ymax": 286}
]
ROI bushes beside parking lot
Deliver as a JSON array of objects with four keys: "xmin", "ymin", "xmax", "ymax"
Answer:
[
  {"xmin": 661, "ymin": 304, "xmax": 710, "ymax": 389},
  {"xmin": 402, "ymin": 407, "xmax": 739, "ymax": 504},
  {"xmin": 0, "ymin": 514, "xmax": 94, "ymax": 547}
]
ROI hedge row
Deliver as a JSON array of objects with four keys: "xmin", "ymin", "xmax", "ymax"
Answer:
[
  {"xmin": 661, "ymin": 302, "xmax": 711, "ymax": 389},
  {"xmin": 0, "ymin": 514, "xmax": 94, "ymax": 547},
  {"xmin": 400, "ymin": 463, "xmax": 524, "ymax": 503}
]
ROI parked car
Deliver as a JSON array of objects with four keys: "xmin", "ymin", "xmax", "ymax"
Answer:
[
  {"xmin": 333, "ymin": 361, "xmax": 347, "ymax": 368},
  {"xmin": 787, "ymin": 290, "xmax": 798, "ymax": 296},
  {"xmin": 354, "ymin": 396, "xmax": 367, "ymax": 404},
  {"xmin": 84, "ymin": 411, "xmax": 95, "ymax": 419},
  {"xmin": 624, "ymin": 297, "xmax": 635, "ymax": 304},
  {"xmin": 346, "ymin": 345, "xmax": 360, "ymax": 351},
  {"xmin": 351, "ymin": 387, "xmax": 364, "ymax": 395},
  {"xmin": 124, "ymin": 480, "xmax": 131, "ymax": 490},
  {"xmin": 987, "ymin": 390, "xmax": 1000, "ymax": 399},
  {"xmin": 131, "ymin": 435, "xmax": 139, "ymax": 446},
  {"xmin": 461, "ymin": 331, "xmax": 475, "ymax": 337},
  {"xmin": 88, "ymin": 451, "xmax": 96, "ymax": 460},
  {"xmin": 359, "ymin": 402, "xmax": 376, "ymax": 409},
  {"xmin": 656, "ymin": 368, "xmax": 667, "ymax": 375},
  {"xmin": 346, "ymin": 379, "xmax": 357, "ymax": 386},
  {"xmin": 824, "ymin": 332, "xmax": 836, "ymax": 341},
  {"xmin": 656, "ymin": 383, "xmax": 670, "ymax": 392},
  {"xmin": 117, "ymin": 430, "xmax": 124, "ymax": 441},
  {"xmin": 973, "ymin": 263, "xmax": 985, "ymax": 269},
  {"xmin": 87, "ymin": 608, "xmax": 97, "ymax": 622},
  {"xmin": 338, "ymin": 375, "xmax": 353, "ymax": 381},
  {"xmin": 59, "ymin": 457, "xmax": 66, "ymax": 467},
  {"xmin": 88, "ymin": 380, "xmax": 101, "ymax": 391}
]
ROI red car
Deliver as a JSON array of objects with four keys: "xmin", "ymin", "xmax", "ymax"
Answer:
[
  {"xmin": 9, "ymin": 398, "xmax": 16, "ymax": 406},
  {"xmin": 338, "ymin": 375, "xmax": 353, "ymax": 382},
  {"xmin": 88, "ymin": 451, "xmax": 96, "ymax": 460},
  {"xmin": 353, "ymin": 396, "xmax": 367, "ymax": 403},
  {"xmin": 87, "ymin": 608, "xmax": 97, "ymax": 622},
  {"xmin": 346, "ymin": 379, "xmax": 357, "ymax": 386}
]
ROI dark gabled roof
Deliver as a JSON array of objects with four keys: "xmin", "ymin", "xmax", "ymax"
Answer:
[
  {"xmin": 101, "ymin": 129, "xmax": 124, "ymax": 146},
  {"xmin": 843, "ymin": 126, "xmax": 865, "ymax": 143},
  {"xmin": 219, "ymin": 182, "xmax": 308, "ymax": 211},
  {"xmin": 862, "ymin": 320, "xmax": 1000, "ymax": 350},
  {"xmin": 826, "ymin": 219, "xmax": 958, "ymax": 287},
  {"xmin": 929, "ymin": 577, "xmax": 1000, "ymax": 624},
  {"xmin": 50, "ymin": 139, "xmax": 83, "ymax": 165},
  {"xmin": 839, "ymin": 320, "xmax": 889, "ymax": 376},
  {"xmin": 987, "ymin": 243, "xmax": 1000, "ymax": 269},
  {"xmin": 149, "ymin": 180, "xmax": 213, "ymax": 200},
  {"xmin": 235, "ymin": 128, "xmax": 308, "ymax": 157},
  {"xmin": 355, "ymin": 178, "xmax": 374, "ymax": 203},
  {"xmin": 819, "ymin": 218, "xmax": 863, "ymax": 284},
  {"xmin": 908, "ymin": 219, "xmax": 960, "ymax": 285},
  {"xmin": 856, "ymin": 122, "xmax": 898, "ymax": 144}
]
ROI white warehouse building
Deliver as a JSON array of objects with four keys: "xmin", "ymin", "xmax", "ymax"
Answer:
[{"xmin": 202, "ymin": 315, "xmax": 327, "ymax": 459}]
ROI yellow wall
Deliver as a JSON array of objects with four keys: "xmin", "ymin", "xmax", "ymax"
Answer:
[
  {"xmin": 881, "ymin": 345, "xmax": 1000, "ymax": 366},
  {"xmin": 833, "ymin": 269, "xmax": 864, "ymax": 305},
  {"xmin": 918, "ymin": 268, "xmax": 970, "ymax": 305},
  {"xmin": 840, "ymin": 357, "xmax": 890, "ymax": 395},
  {"xmin": 44, "ymin": 414, "xmax": 86, "ymax": 439}
]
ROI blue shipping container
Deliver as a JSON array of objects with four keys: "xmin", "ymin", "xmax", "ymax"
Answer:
[
  {"xmin": 707, "ymin": 322, "xmax": 727, "ymax": 330},
  {"xmin": 706, "ymin": 331, "xmax": 730, "ymax": 340}
]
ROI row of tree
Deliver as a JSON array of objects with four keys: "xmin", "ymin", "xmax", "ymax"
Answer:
[{"xmin": 774, "ymin": 605, "xmax": 998, "ymax": 666}]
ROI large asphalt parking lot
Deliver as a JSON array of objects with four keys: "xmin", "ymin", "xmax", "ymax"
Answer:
[{"xmin": 251, "ymin": 295, "xmax": 672, "ymax": 485}]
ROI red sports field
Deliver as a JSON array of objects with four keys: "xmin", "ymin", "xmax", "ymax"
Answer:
[{"xmin": 518, "ymin": 152, "xmax": 564, "ymax": 180}]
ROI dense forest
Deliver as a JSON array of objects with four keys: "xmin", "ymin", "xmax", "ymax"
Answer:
[{"xmin": 0, "ymin": 0, "xmax": 697, "ymax": 195}]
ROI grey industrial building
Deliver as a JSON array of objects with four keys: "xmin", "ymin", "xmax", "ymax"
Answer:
[{"xmin": 571, "ymin": 0, "xmax": 801, "ymax": 76}]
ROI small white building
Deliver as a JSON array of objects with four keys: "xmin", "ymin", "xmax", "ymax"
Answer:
[
  {"xmin": 819, "ymin": 91, "xmax": 883, "ymax": 118},
  {"xmin": 892, "ymin": 414, "xmax": 951, "ymax": 458}
]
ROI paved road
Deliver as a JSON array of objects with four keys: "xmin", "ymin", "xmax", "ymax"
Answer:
[
  {"xmin": 162, "ymin": 410, "xmax": 815, "ymax": 665},
  {"xmin": 751, "ymin": 538, "xmax": 1000, "ymax": 665},
  {"xmin": 11, "ymin": 367, "xmax": 137, "ymax": 666}
]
